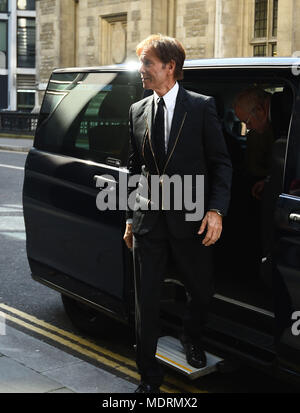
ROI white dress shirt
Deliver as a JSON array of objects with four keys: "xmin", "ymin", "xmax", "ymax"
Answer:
[{"xmin": 153, "ymin": 81, "xmax": 179, "ymax": 153}]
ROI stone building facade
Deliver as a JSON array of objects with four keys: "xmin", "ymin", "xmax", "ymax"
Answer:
[{"xmin": 36, "ymin": 0, "xmax": 300, "ymax": 104}]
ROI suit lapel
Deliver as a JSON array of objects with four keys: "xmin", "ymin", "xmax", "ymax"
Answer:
[
  {"xmin": 166, "ymin": 86, "xmax": 188, "ymax": 158},
  {"xmin": 143, "ymin": 95, "xmax": 161, "ymax": 175},
  {"xmin": 144, "ymin": 95, "xmax": 154, "ymax": 143}
]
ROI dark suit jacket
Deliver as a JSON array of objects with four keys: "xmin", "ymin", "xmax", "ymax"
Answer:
[{"xmin": 127, "ymin": 85, "xmax": 232, "ymax": 239}]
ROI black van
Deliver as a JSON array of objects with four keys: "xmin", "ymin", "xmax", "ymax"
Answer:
[{"xmin": 23, "ymin": 58, "xmax": 300, "ymax": 385}]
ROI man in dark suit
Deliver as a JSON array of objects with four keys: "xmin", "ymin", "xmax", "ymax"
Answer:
[{"xmin": 123, "ymin": 35, "xmax": 232, "ymax": 393}]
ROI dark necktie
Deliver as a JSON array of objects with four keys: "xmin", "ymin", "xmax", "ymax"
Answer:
[{"xmin": 153, "ymin": 97, "xmax": 166, "ymax": 174}]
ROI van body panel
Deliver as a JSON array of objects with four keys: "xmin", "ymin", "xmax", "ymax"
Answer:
[{"xmin": 23, "ymin": 149, "xmax": 127, "ymax": 298}]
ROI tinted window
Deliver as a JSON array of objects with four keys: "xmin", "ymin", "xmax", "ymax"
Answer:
[
  {"xmin": 35, "ymin": 71, "xmax": 143, "ymax": 165},
  {"xmin": 0, "ymin": 0, "xmax": 8, "ymax": 12}
]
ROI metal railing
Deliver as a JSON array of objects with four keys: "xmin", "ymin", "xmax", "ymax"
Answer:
[{"xmin": 0, "ymin": 111, "xmax": 39, "ymax": 135}]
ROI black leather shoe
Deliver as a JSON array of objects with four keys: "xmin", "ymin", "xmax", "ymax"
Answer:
[
  {"xmin": 180, "ymin": 338, "xmax": 207, "ymax": 369},
  {"xmin": 134, "ymin": 383, "xmax": 160, "ymax": 393}
]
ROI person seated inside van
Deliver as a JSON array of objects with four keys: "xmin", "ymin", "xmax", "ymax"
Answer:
[
  {"xmin": 233, "ymin": 86, "xmax": 292, "ymax": 287},
  {"xmin": 233, "ymin": 87, "xmax": 274, "ymax": 201},
  {"xmin": 233, "ymin": 86, "xmax": 294, "ymax": 337},
  {"xmin": 230, "ymin": 88, "xmax": 274, "ymax": 282}
]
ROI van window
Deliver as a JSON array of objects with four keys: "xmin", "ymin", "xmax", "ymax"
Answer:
[
  {"xmin": 35, "ymin": 71, "xmax": 143, "ymax": 165},
  {"xmin": 181, "ymin": 74, "xmax": 293, "ymax": 177}
]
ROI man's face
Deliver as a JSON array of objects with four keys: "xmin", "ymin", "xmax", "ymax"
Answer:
[
  {"xmin": 235, "ymin": 104, "xmax": 269, "ymax": 134},
  {"xmin": 138, "ymin": 47, "xmax": 172, "ymax": 92}
]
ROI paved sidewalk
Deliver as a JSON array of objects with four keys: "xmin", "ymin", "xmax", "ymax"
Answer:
[
  {"xmin": 0, "ymin": 325, "xmax": 136, "ymax": 393},
  {"xmin": 0, "ymin": 137, "xmax": 34, "ymax": 152}
]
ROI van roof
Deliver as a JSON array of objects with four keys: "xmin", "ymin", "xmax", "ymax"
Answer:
[{"xmin": 53, "ymin": 57, "xmax": 300, "ymax": 73}]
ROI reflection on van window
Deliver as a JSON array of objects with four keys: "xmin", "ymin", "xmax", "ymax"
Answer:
[{"xmin": 35, "ymin": 71, "xmax": 143, "ymax": 165}]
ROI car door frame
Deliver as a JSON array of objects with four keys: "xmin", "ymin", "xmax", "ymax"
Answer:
[{"xmin": 272, "ymin": 71, "xmax": 300, "ymax": 376}]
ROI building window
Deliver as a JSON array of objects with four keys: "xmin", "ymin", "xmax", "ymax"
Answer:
[
  {"xmin": 0, "ymin": 0, "xmax": 8, "ymax": 12},
  {"xmin": 254, "ymin": 44, "xmax": 267, "ymax": 57},
  {"xmin": 252, "ymin": 0, "xmax": 278, "ymax": 57},
  {"xmin": 17, "ymin": 17, "xmax": 36, "ymax": 68},
  {"xmin": 272, "ymin": 0, "xmax": 278, "ymax": 37},
  {"xmin": 0, "ymin": 20, "xmax": 7, "ymax": 68},
  {"xmin": 17, "ymin": 90, "xmax": 35, "ymax": 111},
  {"xmin": 254, "ymin": 0, "xmax": 268, "ymax": 38},
  {"xmin": 17, "ymin": 0, "xmax": 36, "ymax": 10}
]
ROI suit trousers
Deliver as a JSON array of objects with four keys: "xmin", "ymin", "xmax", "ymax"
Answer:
[{"xmin": 133, "ymin": 212, "xmax": 214, "ymax": 386}]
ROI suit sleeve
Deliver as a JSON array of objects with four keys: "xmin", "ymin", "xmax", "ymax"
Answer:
[
  {"xmin": 126, "ymin": 105, "xmax": 140, "ymax": 220},
  {"xmin": 203, "ymin": 97, "xmax": 232, "ymax": 216}
]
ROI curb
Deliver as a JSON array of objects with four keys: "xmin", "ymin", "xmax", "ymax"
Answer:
[
  {"xmin": 0, "ymin": 133, "xmax": 34, "ymax": 140},
  {"xmin": 0, "ymin": 145, "xmax": 31, "ymax": 153}
]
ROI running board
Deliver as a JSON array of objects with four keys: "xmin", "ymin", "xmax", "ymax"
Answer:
[{"xmin": 156, "ymin": 336, "xmax": 223, "ymax": 380}]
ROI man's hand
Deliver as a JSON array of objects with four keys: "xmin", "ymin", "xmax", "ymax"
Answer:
[
  {"xmin": 123, "ymin": 223, "xmax": 133, "ymax": 249},
  {"xmin": 198, "ymin": 211, "xmax": 222, "ymax": 246},
  {"xmin": 251, "ymin": 179, "xmax": 265, "ymax": 200}
]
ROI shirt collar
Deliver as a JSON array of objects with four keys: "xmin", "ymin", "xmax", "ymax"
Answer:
[{"xmin": 153, "ymin": 82, "xmax": 179, "ymax": 110}]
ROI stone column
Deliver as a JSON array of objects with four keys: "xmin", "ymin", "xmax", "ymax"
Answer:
[
  {"xmin": 59, "ymin": 0, "xmax": 76, "ymax": 68},
  {"xmin": 151, "ymin": 0, "xmax": 168, "ymax": 34},
  {"xmin": 277, "ymin": 0, "xmax": 294, "ymax": 56},
  {"xmin": 151, "ymin": 0, "xmax": 176, "ymax": 36},
  {"xmin": 36, "ymin": 0, "xmax": 61, "ymax": 106},
  {"xmin": 36, "ymin": 0, "xmax": 76, "ymax": 104},
  {"xmin": 179, "ymin": 0, "xmax": 213, "ymax": 59},
  {"xmin": 292, "ymin": 0, "xmax": 300, "ymax": 55},
  {"xmin": 214, "ymin": 0, "xmax": 243, "ymax": 58}
]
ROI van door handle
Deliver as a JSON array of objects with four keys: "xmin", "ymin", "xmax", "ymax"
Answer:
[{"xmin": 289, "ymin": 213, "xmax": 300, "ymax": 223}]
